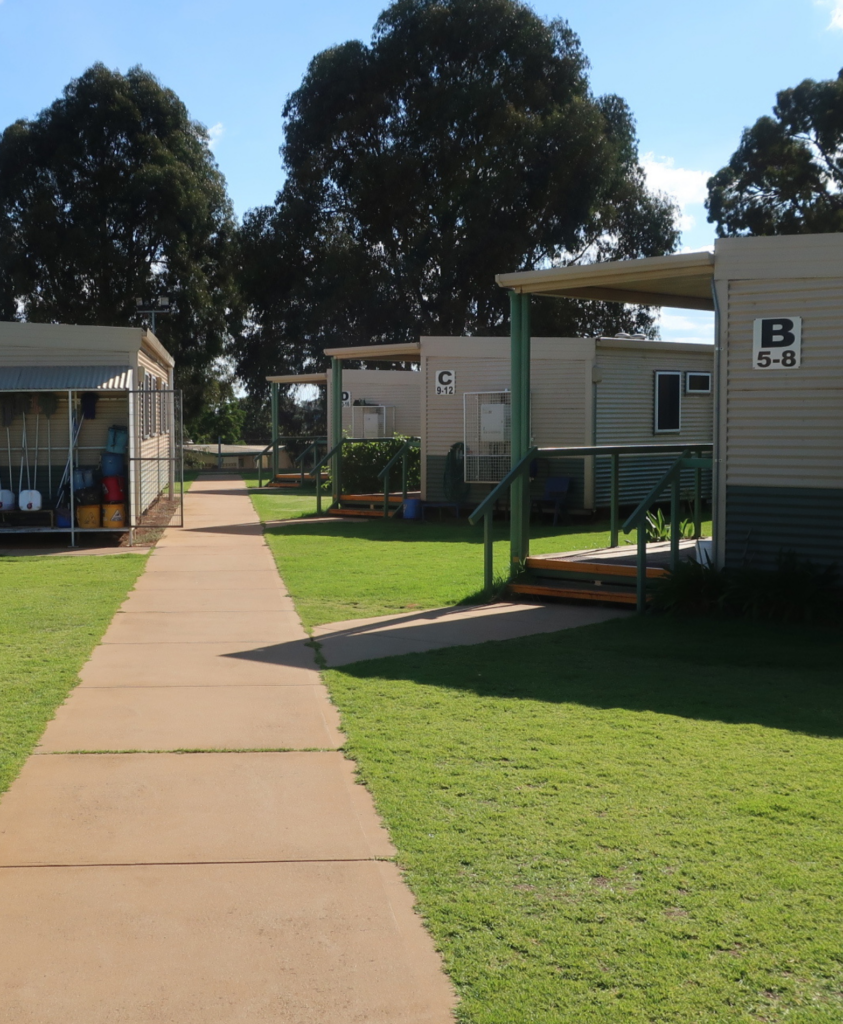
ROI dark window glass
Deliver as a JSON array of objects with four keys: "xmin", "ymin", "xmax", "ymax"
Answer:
[
  {"xmin": 686, "ymin": 372, "xmax": 711, "ymax": 393},
  {"xmin": 655, "ymin": 372, "xmax": 681, "ymax": 432}
]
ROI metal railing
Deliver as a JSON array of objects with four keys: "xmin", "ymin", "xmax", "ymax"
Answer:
[
  {"xmin": 257, "ymin": 436, "xmax": 328, "ymax": 487},
  {"xmin": 376, "ymin": 437, "xmax": 419, "ymax": 517},
  {"xmin": 468, "ymin": 442, "xmax": 712, "ymax": 601},
  {"xmin": 622, "ymin": 450, "xmax": 712, "ymax": 611}
]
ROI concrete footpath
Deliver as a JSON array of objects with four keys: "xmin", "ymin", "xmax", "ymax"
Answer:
[{"xmin": 0, "ymin": 475, "xmax": 456, "ymax": 1024}]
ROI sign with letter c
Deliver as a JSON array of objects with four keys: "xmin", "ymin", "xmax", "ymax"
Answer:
[{"xmin": 435, "ymin": 369, "xmax": 455, "ymax": 395}]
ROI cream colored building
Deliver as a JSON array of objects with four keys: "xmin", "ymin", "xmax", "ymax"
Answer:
[
  {"xmin": 0, "ymin": 321, "xmax": 178, "ymax": 540},
  {"xmin": 420, "ymin": 335, "xmax": 713, "ymax": 508}
]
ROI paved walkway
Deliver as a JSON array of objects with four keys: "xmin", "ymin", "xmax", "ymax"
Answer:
[
  {"xmin": 0, "ymin": 475, "xmax": 455, "ymax": 1024},
  {"xmin": 315, "ymin": 601, "xmax": 628, "ymax": 666}
]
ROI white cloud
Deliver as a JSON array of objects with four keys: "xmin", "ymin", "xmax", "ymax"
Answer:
[
  {"xmin": 641, "ymin": 152, "xmax": 715, "ymax": 239},
  {"xmin": 819, "ymin": 0, "xmax": 843, "ymax": 30},
  {"xmin": 207, "ymin": 122, "xmax": 224, "ymax": 151},
  {"xmin": 657, "ymin": 309, "xmax": 714, "ymax": 346}
]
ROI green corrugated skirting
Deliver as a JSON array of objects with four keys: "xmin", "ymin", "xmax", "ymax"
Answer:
[{"xmin": 725, "ymin": 485, "xmax": 843, "ymax": 570}]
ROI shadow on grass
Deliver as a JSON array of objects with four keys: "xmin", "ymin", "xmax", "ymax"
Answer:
[
  {"xmin": 262, "ymin": 516, "xmax": 617, "ymax": 547},
  {"xmin": 329, "ymin": 615, "xmax": 843, "ymax": 739}
]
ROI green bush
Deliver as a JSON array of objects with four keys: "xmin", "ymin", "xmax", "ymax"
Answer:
[
  {"xmin": 335, "ymin": 437, "xmax": 420, "ymax": 494},
  {"xmin": 651, "ymin": 552, "xmax": 843, "ymax": 624}
]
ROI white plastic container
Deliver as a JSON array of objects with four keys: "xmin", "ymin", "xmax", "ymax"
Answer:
[
  {"xmin": 0, "ymin": 489, "xmax": 15, "ymax": 510},
  {"xmin": 18, "ymin": 489, "xmax": 42, "ymax": 511}
]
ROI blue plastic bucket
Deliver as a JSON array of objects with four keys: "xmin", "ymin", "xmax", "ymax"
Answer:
[
  {"xmin": 403, "ymin": 498, "xmax": 422, "ymax": 520},
  {"xmin": 101, "ymin": 452, "xmax": 124, "ymax": 476}
]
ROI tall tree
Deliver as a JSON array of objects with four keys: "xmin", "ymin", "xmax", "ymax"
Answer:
[
  {"xmin": 236, "ymin": 0, "xmax": 677, "ymax": 394},
  {"xmin": 707, "ymin": 69, "xmax": 843, "ymax": 236},
  {"xmin": 0, "ymin": 63, "xmax": 239, "ymax": 417}
]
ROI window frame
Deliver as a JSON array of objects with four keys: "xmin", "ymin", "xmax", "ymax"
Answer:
[
  {"xmin": 654, "ymin": 371, "xmax": 682, "ymax": 434},
  {"xmin": 685, "ymin": 371, "xmax": 712, "ymax": 395}
]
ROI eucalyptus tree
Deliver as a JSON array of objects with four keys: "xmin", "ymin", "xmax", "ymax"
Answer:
[
  {"xmin": 0, "ymin": 63, "xmax": 239, "ymax": 416},
  {"xmin": 707, "ymin": 69, "xmax": 843, "ymax": 235},
  {"xmin": 236, "ymin": 0, "xmax": 678, "ymax": 393}
]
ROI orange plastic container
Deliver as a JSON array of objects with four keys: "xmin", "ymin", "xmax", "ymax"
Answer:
[
  {"xmin": 102, "ymin": 503, "xmax": 126, "ymax": 528},
  {"xmin": 76, "ymin": 505, "xmax": 101, "ymax": 529}
]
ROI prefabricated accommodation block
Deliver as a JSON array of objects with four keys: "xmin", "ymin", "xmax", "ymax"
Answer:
[
  {"xmin": 326, "ymin": 368, "xmax": 421, "ymax": 439},
  {"xmin": 713, "ymin": 234, "xmax": 843, "ymax": 569},
  {"xmin": 421, "ymin": 336, "xmax": 713, "ymax": 508}
]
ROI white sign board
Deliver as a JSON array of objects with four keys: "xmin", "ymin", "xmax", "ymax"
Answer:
[
  {"xmin": 435, "ymin": 369, "xmax": 455, "ymax": 395},
  {"xmin": 752, "ymin": 317, "xmax": 801, "ymax": 369},
  {"xmin": 341, "ymin": 390, "xmax": 351, "ymax": 407}
]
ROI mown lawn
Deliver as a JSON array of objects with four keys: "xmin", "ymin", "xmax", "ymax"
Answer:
[
  {"xmin": 247, "ymin": 486, "xmax": 710, "ymax": 628},
  {"xmin": 0, "ymin": 555, "xmax": 147, "ymax": 795},
  {"xmin": 325, "ymin": 615, "xmax": 843, "ymax": 1024}
]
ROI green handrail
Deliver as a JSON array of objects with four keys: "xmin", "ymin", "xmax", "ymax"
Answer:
[
  {"xmin": 621, "ymin": 450, "xmax": 714, "ymax": 611},
  {"xmin": 294, "ymin": 439, "xmax": 324, "ymax": 489},
  {"xmin": 376, "ymin": 438, "xmax": 419, "ymax": 517},
  {"xmin": 468, "ymin": 442, "xmax": 712, "ymax": 605},
  {"xmin": 311, "ymin": 439, "xmax": 345, "ymax": 515}
]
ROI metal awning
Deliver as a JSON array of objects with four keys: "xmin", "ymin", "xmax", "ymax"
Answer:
[
  {"xmin": 496, "ymin": 251, "xmax": 716, "ymax": 311},
  {"xmin": 323, "ymin": 343, "xmax": 421, "ymax": 360},
  {"xmin": 0, "ymin": 365, "xmax": 134, "ymax": 391}
]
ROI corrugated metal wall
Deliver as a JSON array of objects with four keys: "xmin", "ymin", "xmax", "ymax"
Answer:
[
  {"xmin": 421, "ymin": 337, "xmax": 592, "ymax": 502},
  {"xmin": 718, "ymin": 274, "xmax": 843, "ymax": 569},
  {"xmin": 724, "ymin": 278, "xmax": 843, "ymax": 490},
  {"xmin": 326, "ymin": 369, "xmax": 421, "ymax": 438},
  {"xmin": 725, "ymin": 484, "xmax": 843, "ymax": 569},
  {"xmin": 592, "ymin": 341, "xmax": 713, "ymax": 506}
]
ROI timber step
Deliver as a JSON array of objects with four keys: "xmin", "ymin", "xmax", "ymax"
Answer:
[
  {"xmin": 509, "ymin": 579, "xmax": 641, "ymax": 606},
  {"xmin": 328, "ymin": 507, "xmax": 398, "ymax": 519},
  {"xmin": 525, "ymin": 557, "xmax": 668, "ymax": 580}
]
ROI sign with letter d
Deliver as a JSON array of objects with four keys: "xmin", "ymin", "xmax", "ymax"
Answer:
[{"xmin": 752, "ymin": 317, "xmax": 801, "ymax": 369}]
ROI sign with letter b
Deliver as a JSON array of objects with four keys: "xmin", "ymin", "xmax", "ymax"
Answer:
[{"xmin": 752, "ymin": 317, "xmax": 801, "ymax": 369}]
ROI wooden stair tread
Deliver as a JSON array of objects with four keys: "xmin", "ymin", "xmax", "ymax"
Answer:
[
  {"xmin": 526, "ymin": 557, "xmax": 667, "ymax": 579},
  {"xmin": 509, "ymin": 582, "xmax": 641, "ymax": 605},
  {"xmin": 328, "ymin": 508, "xmax": 389, "ymax": 518}
]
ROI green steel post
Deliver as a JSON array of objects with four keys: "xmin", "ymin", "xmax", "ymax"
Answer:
[
  {"xmin": 637, "ymin": 524, "xmax": 647, "ymax": 613},
  {"xmin": 331, "ymin": 357, "xmax": 342, "ymax": 504},
  {"xmin": 509, "ymin": 291, "xmax": 523, "ymax": 572},
  {"xmin": 271, "ymin": 383, "xmax": 279, "ymax": 480},
  {"xmin": 610, "ymin": 452, "xmax": 619, "ymax": 547},
  {"xmin": 670, "ymin": 471, "xmax": 680, "ymax": 571},
  {"xmin": 401, "ymin": 451, "xmax": 408, "ymax": 499},
  {"xmin": 484, "ymin": 511, "xmax": 494, "ymax": 598},
  {"xmin": 383, "ymin": 465, "xmax": 390, "ymax": 518},
  {"xmin": 694, "ymin": 454, "xmax": 702, "ymax": 538},
  {"xmin": 519, "ymin": 293, "xmax": 532, "ymax": 559}
]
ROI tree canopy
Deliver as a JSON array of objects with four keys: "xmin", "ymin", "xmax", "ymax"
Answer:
[
  {"xmin": 0, "ymin": 63, "xmax": 239, "ymax": 418},
  {"xmin": 236, "ymin": 0, "xmax": 678, "ymax": 395},
  {"xmin": 707, "ymin": 69, "xmax": 843, "ymax": 236}
]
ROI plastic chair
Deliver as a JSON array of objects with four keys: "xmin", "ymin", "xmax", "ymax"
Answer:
[{"xmin": 534, "ymin": 476, "xmax": 571, "ymax": 526}]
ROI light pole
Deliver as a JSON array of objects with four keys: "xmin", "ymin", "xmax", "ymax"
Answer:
[{"xmin": 135, "ymin": 295, "xmax": 170, "ymax": 334}]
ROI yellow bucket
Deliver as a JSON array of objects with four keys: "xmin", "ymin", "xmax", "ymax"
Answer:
[
  {"xmin": 102, "ymin": 503, "xmax": 126, "ymax": 529},
  {"xmin": 76, "ymin": 505, "xmax": 101, "ymax": 529}
]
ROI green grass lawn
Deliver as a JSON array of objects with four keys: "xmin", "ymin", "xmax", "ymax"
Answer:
[
  {"xmin": 326, "ymin": 615, "xmax": 843, "ymax": 1024},
  {"xmin": 0, "ymin": 555, "xmax": 147, "ymax": 795},
  {"xmin": 246, "ymin": 485, "xmax": 710, "ymax": 627}
]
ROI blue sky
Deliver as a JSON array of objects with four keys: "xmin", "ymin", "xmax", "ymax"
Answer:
[{"xmin": 1, "ymin": 0, "xmax": 841, "ymax": 342}]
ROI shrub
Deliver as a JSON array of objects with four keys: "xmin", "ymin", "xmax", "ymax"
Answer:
[
  {"xmin": 335, "ymin": 437, "xmax": 420, "ymax": 494},
  {"xmin": 651, "ymin": 553, "xmax": 843, "ymax": 625}
]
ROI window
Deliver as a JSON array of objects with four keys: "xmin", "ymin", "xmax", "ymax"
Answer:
[
  {"xmin": 654, "ymin": 371, "xmax": 681, "ymax": 433},
  {"xmin": 686, "ymin": 371, "xmax": 711, "ymax": 394}
]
